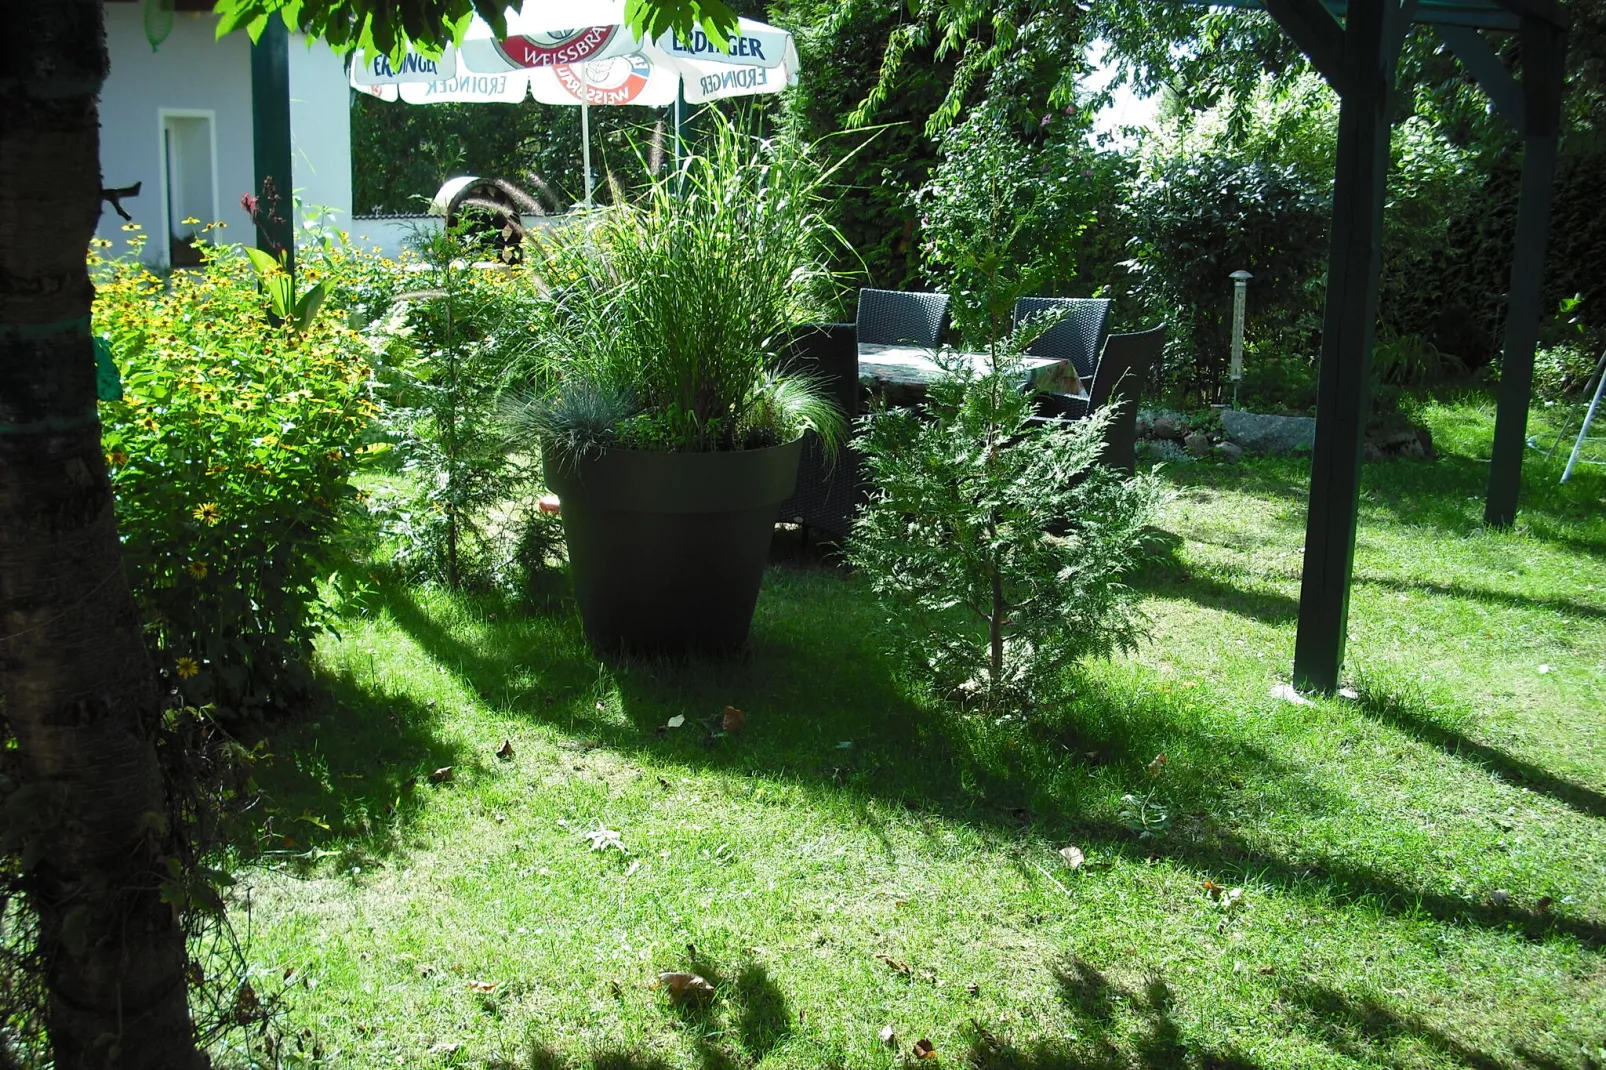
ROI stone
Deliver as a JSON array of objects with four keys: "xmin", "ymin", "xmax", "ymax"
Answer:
[
  {"xmin": 1135, "ymin": 412, "xmax": 1154, "ymax": 439},
  {"xmin": 1183, "ymin": 431, "xmax": 1211, "ymax": 457},
  {"xmin": 1152, "ymin": 415, "xmax": 1183, "ymax": 441},
  {"xmin": 1363, "ymin": 442, "xmax": 1385, "ymax": 464},
  {"xmin": 1417, "ymin": 427, "xmax": 1436, "ymax": 460},
  {"xmin": 1402, "ymin": 438, "xmax": 1426, "ymax": 459},
  {"xmin": 1384, "ymin": 428, "xmax": 1419, "ymax": 449},
  {"xmin": 1213, "ymin": 441, "xmax": 1244, "ymax": 462},
  {"xmin": 1220, "ymin": 409, "xmax": 1317, "ymax": 455}
]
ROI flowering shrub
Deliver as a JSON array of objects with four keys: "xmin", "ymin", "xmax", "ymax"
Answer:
[{"xmin": 93, "ymin": 231, "xmax": 375, "ymax": 713}]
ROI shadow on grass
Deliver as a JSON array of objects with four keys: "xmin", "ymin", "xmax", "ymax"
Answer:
[
  {"xmin": 1357, "ymin": 452, "xmax": 1606, "ymax": 558},
  {"xmin": 1274, "ymin": 979, "xmax": 1559, "ymax": 1070},
  {"xmin": 342, "ymin": 567, "xmax": 1606, "ymax": 954},
  {"xmin": 513, "ymin": 956, "xmax": 790, "ymax": 1070},
  {"xmin": 245, "ymin": 543, "xmax": 1604, "ymax": 1047},
  {"xmin": 1132, "ymin": 529, "xmax": 1300, "ymax": 625},
  {"xmin": 241, "ymin": 664, "xmax": 476, "ymax": 874},
  {"xmin": 1353, "ymin": 685, "xmax": 1606, "ymax": 821},
  {"xmin": 962, "ymin": 958, "xmax": 1262, "ymax": 1069},
  {"xmin": 1352, "ymin": 572, "xmax": 1606, "ymax": 622}
]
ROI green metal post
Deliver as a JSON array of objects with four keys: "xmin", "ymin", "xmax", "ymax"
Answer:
[
  {"xmin": 1484, "ymin": 17, "xmax": 1566, "ymax": 528},
  {"xmin": 250, "ymin": 19, "xmax": 295, "ymax": 277},
  {"xmin": 1290, "ymin": 0, "xmax": 1407, "ymax": 693}
]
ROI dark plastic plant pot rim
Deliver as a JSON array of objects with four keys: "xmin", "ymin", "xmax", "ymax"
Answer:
[{"xmin": 542, "ymin": 438, "xmax": 804, "ymax": 514}]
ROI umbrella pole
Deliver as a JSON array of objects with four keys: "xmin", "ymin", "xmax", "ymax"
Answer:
[
  {"xmin": 582, "ymin": 101, "xmax": 594, "ymax": 206},
  {"xmin": 674, "ymin": 90, "xmax": 683, "ymax": 170},
  {"xmin": 580, "ymin": 64, "xmax": 594, "ymax": 207}
]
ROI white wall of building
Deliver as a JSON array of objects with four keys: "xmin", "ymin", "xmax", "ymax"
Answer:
[
  {"xmin": 289, "ymin": 37, "xmax": 354, "ymax": 220},
  {"xmin": 98, "ymin": 5, "xmax": 352, "ymax": 266},
  {"xmin": 348, "ymin": 215, "xmax": 563, "ymax": 261}
]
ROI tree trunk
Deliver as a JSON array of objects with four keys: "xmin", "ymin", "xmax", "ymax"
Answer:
[{"xmin": 0, "ymin": 3, "xmax": 206, "ymax": 1067}]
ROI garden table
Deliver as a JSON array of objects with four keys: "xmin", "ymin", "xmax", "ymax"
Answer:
[{"xmin": 857, "ymin": 342, "xmax": 1086, "ymax": 408}]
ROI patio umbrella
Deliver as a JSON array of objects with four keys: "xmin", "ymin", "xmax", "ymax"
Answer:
[{"xmin": 350, "ymin": 2, "xmax": 799, "ymax": 204}]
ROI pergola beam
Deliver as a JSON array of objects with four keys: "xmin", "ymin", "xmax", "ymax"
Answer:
[
  {"xmin": 1435, "ymin": 24, "xmax": 1526, "ymax": 131},
  {"xmin": 1286, "ymin": 0, "xmax": 1412, "ymax": 693},
  {"xmin": 1262, "ymin": 0, "xmax": 1347, "ymax": 88},
  {"xmin": 1488, "ymin": 0, "xmax": 1568, "ymax": 30},
  {"xmin": 1484, "ymin": 14, "xmax": 1567, "ymax": 527},
  {"xmin": 250, "ymin": 18, "xmax": 295, "ymax": 276}
]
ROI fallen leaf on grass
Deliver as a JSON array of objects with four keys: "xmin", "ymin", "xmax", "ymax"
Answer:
[
  {"xmin": 596, "ymin": 700, "xmax": 606, "ymax": 712},
  {"xmin": 721, "ymin": 706, "xmax": 745, "ymax": 733},
  {"xmin": 466, "ymin": 979, "xmax": 499, "ymax": 993},
  {"xmin": 1146, "ymin": 753, "xmax": 1167, "ymax": 777},
  {"xmin": 1203, "ymin": 879, "xmax": 1225, "ymax": 900},
  {"xmin": 835, "ymin": 741, "xmax": 853, "ymax": 749},
  {"xmin": 878, "ymin": 1025, "xmax": 896, "ymax": 1047},
  {"xmin": 912, "ymin": 1038, "xmax": 937, "ymax": 1059},
  {"xmin": 875, "ymin": 954, "xmax": 911, "ymax": 977},
  {"xmin": 1059, "ymin": 845, "xmax": 1085, "ymax": 871},
  {"xmin": 666, "ymin": 715, "xmax": 686, "ymax": 729},
  {"xmin": 428, "ymin": 766, "xmax": 453, "ymax": 784},
  {"xmin": 1491, "ymin": 888, "xmax": 1510, "ymax": 906},
  {"xmin": 607, "ymin": 980, "xmax": 623, "ymax": 999},
  {"xmin": 966, "ymin": 981, "xmax": 980, "ymax": 997},
  {"xmin": 496, "ymin": 739, "xmax": 514, "ymax": 760},
  {"xmin": 428, "ymin": 1041, "xmax": 463, "ymax": 1057},
  {"xmin": 653, "ymin": 972, "xmax": 715, "ymax": 1003},
  {"xmin": 1537, "ymin": 896, "xmax": 1554, "ymax": 914}
]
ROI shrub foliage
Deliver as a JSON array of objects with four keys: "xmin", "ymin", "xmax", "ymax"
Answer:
[
  {"xmin": 93, "ymin": 235, "xmax": 373, "ymax": 713},
  {"xmin": 851, "ymin": 356, "xmax": 1162, "ymax": 709}
]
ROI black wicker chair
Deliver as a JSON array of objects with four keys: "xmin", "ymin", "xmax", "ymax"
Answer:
[
  {"xmin": 775, "ymin": 323, "xmax": 866, "ymax": 540},
  {"xmin": 1032, "ymin": 323, "xmax": 1166, "ymax": 474},
  {"xmin": 855, "ymin": 288, "xmax": 951, "ymax": 349},
  {"xmin": 1012, "ymin": 297, "xmax": 1113, "ymax": 383}
]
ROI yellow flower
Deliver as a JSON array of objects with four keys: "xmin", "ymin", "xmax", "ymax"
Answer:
[
  {"xmin": 187, "ymin": 561, "xmax": 209, "ymax": 579},
  {"xmin": 106, "ymin": 450, "xmax": 129, "ymax": 467},
  {"xmin": 120, "ymin": 222, "xmax": 142, "ymax": 232},
  {"xmin": 181, "ymin": 216, "xmax": 201, "ymax": 226},
  {"xmin": 140, "ymin": 417, "xmax": 158, "ymax": 431},
  {"xmin": 192, "ymin": 502, "xmax": 222, "ymax": 526},
  {"xmin": 175, "ymin": 657, "xmax": 200, "ymax": 679}
]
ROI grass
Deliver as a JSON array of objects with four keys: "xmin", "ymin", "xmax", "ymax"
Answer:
[{"xmin": 225, "ymin": 394, "xmax": 1606, "ymax": 1069}]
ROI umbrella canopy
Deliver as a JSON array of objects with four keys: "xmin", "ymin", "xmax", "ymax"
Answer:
[
  {"xmin": 350, "ymin": 4, "xmax": 799, "ymax": 203},
  {"xmin": 352, "ymin": 19, "xmax": 796, "ymax": 106}
]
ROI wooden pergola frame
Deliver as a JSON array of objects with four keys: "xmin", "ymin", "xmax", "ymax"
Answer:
[
  {"xmin": 1202, "ymin": 0, "xmax": 1568, "ymax": 692},
  {"xmin": 241, "ymin": 0, "xmax": 1569, "ymax": 695}
]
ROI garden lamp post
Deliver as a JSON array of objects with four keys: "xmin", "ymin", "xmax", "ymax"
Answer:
[{"xmin": 1229, "ymin": 270, "xmax": 1252, "ymax": 408}]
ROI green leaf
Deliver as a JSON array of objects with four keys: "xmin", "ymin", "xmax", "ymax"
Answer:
[
  {"xmin": 244, "ymin": 246, "xmax": 281, "ymax": 277},
  {"xmin": 294, "ymin": 282, "xmax": 330, "ymax": 332},
  {"xmin": 267, "ymin": 274, "xmax": 295, "ymax": 320}
]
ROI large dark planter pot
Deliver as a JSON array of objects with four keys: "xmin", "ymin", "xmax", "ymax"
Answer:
[{"xmin": 543, "ymin": 438, "xmax": 802, "ymax": 656}]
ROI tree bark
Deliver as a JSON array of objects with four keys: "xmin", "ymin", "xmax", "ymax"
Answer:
[{"xmin": 0, "ymin": 3, "xmax": 205, "ymax": 1066}]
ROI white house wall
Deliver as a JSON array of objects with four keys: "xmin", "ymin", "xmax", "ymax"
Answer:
[
  {"xmin": 289, "ymin": 36, "xmax": 354, "ymax": 222},
  {"xmin": 98, "ymin": 5, "xmax": 352, "ymax": 265}
]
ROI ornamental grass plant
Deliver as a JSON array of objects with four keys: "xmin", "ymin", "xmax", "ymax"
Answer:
[{"xmin": 505, "ymin": 116, "xmax": 847, "ymax": 460}]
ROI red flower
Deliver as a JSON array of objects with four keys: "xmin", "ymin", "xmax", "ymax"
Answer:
[{"xmin": 240, "ymin": 192, "xmax": 259, "ymax": 217}]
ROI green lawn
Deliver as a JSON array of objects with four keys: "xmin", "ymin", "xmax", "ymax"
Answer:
[{"xmin": 229, "ymin": 396, "xmax": 1606, "ymax": 1069}]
